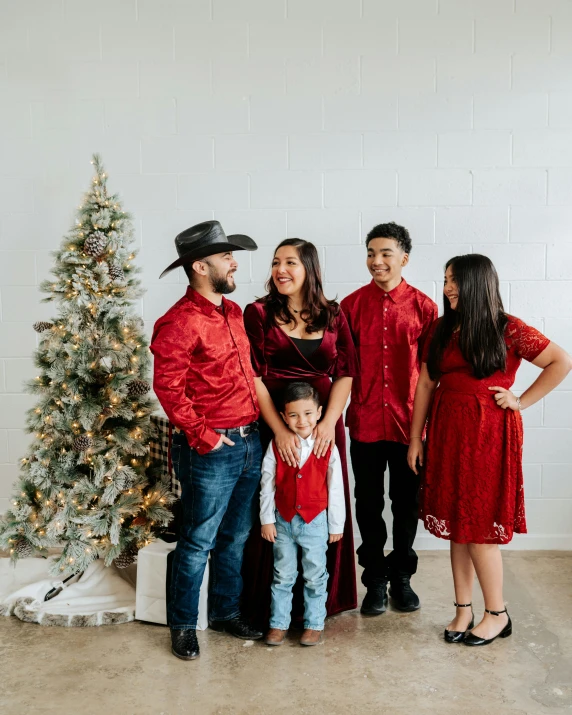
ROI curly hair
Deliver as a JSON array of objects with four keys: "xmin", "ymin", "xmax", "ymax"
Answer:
[{"xmin": 366, "ymin": 222, "xmax": 412, "ymax": 254}]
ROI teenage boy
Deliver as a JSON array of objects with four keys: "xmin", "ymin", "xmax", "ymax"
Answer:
[{"xmin": 341, "ymin": 222, "xmax": 437, "ymax": 615}]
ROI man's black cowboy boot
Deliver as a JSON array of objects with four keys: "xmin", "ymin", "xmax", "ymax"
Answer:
[
  {"xmin": 171, "ymin": 628, "xmax": 200, "ymax": 660},
  {"xmin": 209, "ymin": 614, "xmax": 263, "ymax": 640}
]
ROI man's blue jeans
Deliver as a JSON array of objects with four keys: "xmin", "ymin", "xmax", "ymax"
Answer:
[
  {"xmin": 270, "ymin": 511, "xmax": 329, "ymax": 631},
  {"xmin": 168, "ymin": 429, "xmax": 262, "ymax": 630}
]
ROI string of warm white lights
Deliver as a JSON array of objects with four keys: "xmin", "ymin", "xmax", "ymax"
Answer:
[{"xmin": 0, "ymin": 154, "xmax": 174, "ymax": 577}]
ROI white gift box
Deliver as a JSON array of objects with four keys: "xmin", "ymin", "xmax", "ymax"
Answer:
[{"xmin": 135, "ymin": 539, "xmax": 209, "ymax": 630}]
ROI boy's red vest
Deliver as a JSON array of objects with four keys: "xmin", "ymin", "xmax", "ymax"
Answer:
[{"xmin": 272, "ymin": 441, "xmax": 331, "ymax": 524}]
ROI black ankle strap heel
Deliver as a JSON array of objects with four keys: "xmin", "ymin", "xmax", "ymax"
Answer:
[
  {"xmin": 464, "ymin": 607, "xmax": 512, "ymax": 647},
  {"xmin": 444, "ymin": 603, "xmax": 475, "ymax": 643}
]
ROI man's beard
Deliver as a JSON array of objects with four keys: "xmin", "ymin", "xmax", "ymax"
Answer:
[{"xmin": 208, "ymin": 267, "xmax": 236, "ymax": 295}]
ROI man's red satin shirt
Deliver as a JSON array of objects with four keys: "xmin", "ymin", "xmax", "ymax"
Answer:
[
  {"xmin": 150, "ymin": 287, "xmax": 259, "ymax": 455},
  {"xmin": 341, "ymin": 279, "xmax": 438, "ymax": 445}
]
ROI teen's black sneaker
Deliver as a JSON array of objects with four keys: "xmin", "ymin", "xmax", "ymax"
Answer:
[
  {"xmin": 360, "ymin": 580, "xmax": 388, "ymax": 615},
  {"xmin": 389, "ymin": 576, "xmax": 420, "ymax": 612}
]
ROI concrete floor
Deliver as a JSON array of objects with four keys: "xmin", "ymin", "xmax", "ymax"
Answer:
[{"xmin": 1, "ymin": 551, "xmax": 571, "ymax": 715}]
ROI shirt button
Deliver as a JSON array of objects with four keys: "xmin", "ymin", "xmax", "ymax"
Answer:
[
  {"xmin": 384, "ymin": 403, "xmax": 388, "ymax": 406},
  {"xmin": 385, "ymin": 365, "xmax": 388, "ymax": 368},
  {"xmin": 384, "ymin": 345, "xmax": 387, "ymax": 349},
  {"xmin": 297, "ymin": 505, "xmax": 302, "ymax": 509},
  {"xmin": 385, "ymin": 383, "xmax": 388, "ymax": 387},
  {"xmin": 384, "ymin": 308, "xmax": 388, "ymax": 312},
  {"xmin": 384, "ymin": 327, "xmax": 387, "ymax": 330},
  {"xmin": 297, "ymin": 474, "xmax": 302, "ymax": 479}
]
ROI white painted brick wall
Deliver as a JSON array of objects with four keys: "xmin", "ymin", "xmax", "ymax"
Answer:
[
  {"xmin": 325, "ymin": 170, "xmax": 396, "ymax": 207},
  {"xmin": 399, "ymin": 169, "xmax": 472, "ymax": 206},
  {"xmin": 289, "ymin": 133, "xmax": 362, "ymax": 170},
  {"xmin": 473, "ymin": 92, "xmax": 548, "ymax": 130},
  {"xmin": 473, "ymin": 169, "xmax": 547, "ymax": 206},
  {"xmin": 549, "ymin": 169, "xmax": 572, "ymax": 205},
  {"xmin": 0, "ymin": 0, "xmax": 570, "ymax": 547},
  {"xmin": 438, "ymin": 131, "xmax": 512, "ymax": 168}
]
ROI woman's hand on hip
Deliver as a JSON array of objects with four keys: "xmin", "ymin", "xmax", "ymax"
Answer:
[
  {"xmin": 313, "ymin": 419, "xmax": 336, "ymax": 458},
  {"xmin": 275, "ymin": 427, "xmax": 301, "ymax": 467},
  {"xmin": 489, "ymin": 386, "xmax": 520, "ymax": 410},
  {"xmin": 407, "ymin": 437, "xmax": 423, "ymax": 475}
]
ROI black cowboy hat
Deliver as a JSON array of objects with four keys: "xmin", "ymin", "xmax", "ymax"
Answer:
[{"xmin": 159, "ymin": 220, "xmax": 257, "ymax": 278}]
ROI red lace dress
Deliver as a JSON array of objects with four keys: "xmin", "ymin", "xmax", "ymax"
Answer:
[{"xmin": 421, "ymin": 316, "xmax": 550, "ymax": 545}]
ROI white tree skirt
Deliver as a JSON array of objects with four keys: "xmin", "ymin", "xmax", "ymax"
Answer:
[{"xmin": 0, "ymin": 558, "xmax": 135, "ymax": 626}]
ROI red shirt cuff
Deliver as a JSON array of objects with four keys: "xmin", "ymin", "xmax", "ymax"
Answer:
[{"xmin": 188, "ymin": 427, "xmax": 221, "ymax": 455}]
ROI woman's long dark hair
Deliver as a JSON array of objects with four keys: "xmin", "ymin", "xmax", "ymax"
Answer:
[
  {"xmin": 262, "ymin": 238, "xmax": 339, "ymax": 334},
  {"xmin": 426, "ymin": 254, "xmax": 508, "ymax": 380}
]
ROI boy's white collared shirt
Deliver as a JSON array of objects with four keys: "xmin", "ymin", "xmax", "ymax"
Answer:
[{"xmin": 259, "ymin": 433, "xmax": 346, "ymax": 534}]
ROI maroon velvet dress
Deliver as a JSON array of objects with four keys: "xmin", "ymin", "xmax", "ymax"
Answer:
[{"xmin": 241, "ymin": 300, "xmax": 359, "ymax": 627}]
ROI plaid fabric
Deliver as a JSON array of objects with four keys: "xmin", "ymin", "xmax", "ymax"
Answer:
[{"xmin": 150, "ymin": 415, "xmax": 181, "ymax": 498}]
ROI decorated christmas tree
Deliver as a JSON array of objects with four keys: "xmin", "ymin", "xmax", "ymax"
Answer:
[{"xmin": 0, "ymin": 155, "xmax": 173, "ymax": 577}]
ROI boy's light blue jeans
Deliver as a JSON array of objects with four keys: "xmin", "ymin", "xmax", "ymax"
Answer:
[{"xmin": 270, "ymin": 511, "xmax": 329, "ymax": 631}]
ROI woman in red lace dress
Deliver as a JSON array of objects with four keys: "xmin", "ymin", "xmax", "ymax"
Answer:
[
  {"xmin": 408, "ymin": 254, "xmax": 571, "ymax": 646},
  {"xmin": 241, "ymin": 239, "xmax": 358, "ymax": 628}
]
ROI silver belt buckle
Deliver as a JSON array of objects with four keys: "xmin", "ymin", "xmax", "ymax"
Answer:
[{"xmin": 239, "ymin": 425, "xmax": 247, "ymax": 437}]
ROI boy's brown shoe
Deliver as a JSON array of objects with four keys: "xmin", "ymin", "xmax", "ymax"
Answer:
[
  {"xmin": 265, "ymin": 628, "xmax": 287, "ymax": 646},
  {"xmin": 300, "ymin": 629, "xmax": 323, "ymax": 646}
]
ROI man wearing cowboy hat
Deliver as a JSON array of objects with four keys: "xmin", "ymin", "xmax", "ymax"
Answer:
[{"xmin": 151, "ymin": 221, "xmax": 263, "ymax": 660}]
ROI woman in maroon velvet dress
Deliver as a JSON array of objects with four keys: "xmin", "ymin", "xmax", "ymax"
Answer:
[{"xmin": 241, "ymin": 239, "xmax": 358, "ymax": 627}]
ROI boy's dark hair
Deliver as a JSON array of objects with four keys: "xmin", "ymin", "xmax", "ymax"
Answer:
[
  {"xmin": 366, "ymin": 222, "xmax": 412, "ymax": 254},
  {"xmin": 282, "ymin": 381, "xmax": 320, "ymax": 409}
]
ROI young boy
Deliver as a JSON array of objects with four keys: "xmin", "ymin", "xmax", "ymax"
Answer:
[{"xmin": 260, "ymin": 381, "xmax": 345, "ymax": 647}]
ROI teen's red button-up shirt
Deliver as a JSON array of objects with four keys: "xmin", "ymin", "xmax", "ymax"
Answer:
[
  {"xmin": 341, "ymin": 279, "xmax": 437, "ymax": 446},
  {"xmin": 150, "ymin": 287, "xmax": 259, "ymax": 455}
]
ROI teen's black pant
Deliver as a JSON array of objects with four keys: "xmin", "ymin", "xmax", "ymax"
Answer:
[{"xmin": 350, "ymin": 439, "xmax": 420, "ymax": 587}]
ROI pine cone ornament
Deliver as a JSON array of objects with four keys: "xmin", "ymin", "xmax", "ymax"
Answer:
[
  {"xmin": 14, "ymin": 539, "xmax": 34, "ymax": 558},
  {"xmin": 114, "ymin": 542, "xmax": 138, "ymax": 569},
  {"xmin": 84, "ymin": 231, "xmax": 107, "ymax": 257},
  {"xmin": 73, "ymin": 434, "xmax": 94, "ymax": 452},
  {"xmin": 128, "ymin": 380, "xmax": 151, "ymax": 397},
  {"xmin": 33, "ymin": 321, "xmax": 54, "ymax": 333},
  {"xmin": 108, "ymin": 264, "xmax": 124, "ymax": 282}
]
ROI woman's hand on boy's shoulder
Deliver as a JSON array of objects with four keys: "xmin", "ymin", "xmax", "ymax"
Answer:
[
  {"xmin": 275, "ymin": 427, "xmax": 301, "ymax": 467},
  {"xmin": 261, "ymin": 523, "xmax": 277, "ymax": 543},
  {"xmin": 329, "ymin": 533, "xmax": 343, "ymax": 544},
  {"xmin": 313, "ymin": 419, "xmax": 336, "ymax": 457}
]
